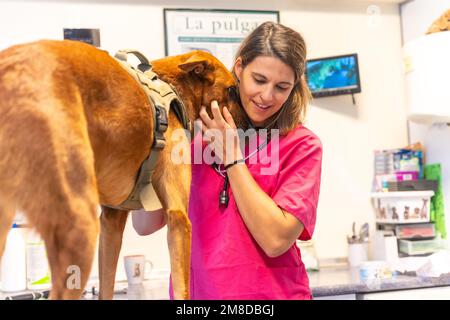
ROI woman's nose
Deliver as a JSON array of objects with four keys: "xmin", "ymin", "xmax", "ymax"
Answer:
[{"xmin": 259, "ymin": 86, "xmax": 274, "ymax": 103}]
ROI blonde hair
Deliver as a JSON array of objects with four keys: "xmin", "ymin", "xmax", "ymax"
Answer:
[{"xmin": 232, "ymin": 21, "xmax": 311, "ymax": 135}]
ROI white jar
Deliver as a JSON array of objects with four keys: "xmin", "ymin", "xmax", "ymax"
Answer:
[
  {"xmin": 26, "ymin": 232, "xmax": 51, "ymax": 290},
  {"xmin": 347, "ymin": 242, "xmax": 369, "ymax": 267},
  {"xmin": 1, "ymin": 224, "xmax": 27, "ymax": 292}
]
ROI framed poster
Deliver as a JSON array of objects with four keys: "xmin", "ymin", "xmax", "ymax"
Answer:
[{"xmin": 164, "ymin": 9, "xmax": 279, "ymax": 69}]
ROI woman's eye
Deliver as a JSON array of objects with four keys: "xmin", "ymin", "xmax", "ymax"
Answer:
[
  {"xmin": 254, "ymin": 78, "xmax": 265, "ymax": 84},
  {"xmin": 276, "ymin": 86, "xmax": 289, "ymax": 91}
]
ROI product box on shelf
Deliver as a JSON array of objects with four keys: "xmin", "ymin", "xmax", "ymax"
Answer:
[
  {"xmin": 387, "ymin": 180, "xmax": 438, "ymax": 192},
  {"xmin": 370, "ymin": 191, "xmax": 434, "ymax": 224}
]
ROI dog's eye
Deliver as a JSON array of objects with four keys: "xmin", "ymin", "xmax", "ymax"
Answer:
[{"xmin": 227, "ymin": 86, "xmax": 238, "ymax": 102}]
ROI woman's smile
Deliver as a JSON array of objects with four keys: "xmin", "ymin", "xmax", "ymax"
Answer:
[{"xmin": 251, "ymin": 99, "xmax": 272, "ymax": 110}]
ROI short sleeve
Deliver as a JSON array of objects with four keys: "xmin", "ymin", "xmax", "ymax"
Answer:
[{"xmin": 271, "ymin": 134, "xmax": 322, "ymax": 241}]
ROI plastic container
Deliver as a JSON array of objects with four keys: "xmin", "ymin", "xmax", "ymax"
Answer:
[
  {"xmin": 395, "ymin": 223, "xmax": 435, "ymax": 240},
  {"xmin": 359, "ymin": 261, "xmax": 392, "ymax": 281},
  {"xmin": 372, "ymin": 230, "xmax": 399, "ymax": 264},
  {"xmin": 296, "ymin": 240, "xmax": 319, "ymax": 271},
  {"xmin": 398, "ymin": 238, "xmax": 442, "ymax": 256},
  {"xmin": 1, "ymin": 224, "xmax": 27, "ymax": 292},
  {"xmin": 370, "ymin": 191, "xmax": 434, "ymax": 224},
  {"xmin": 26, "ymin": 232, "xmax": 51, "ymax": 290}
]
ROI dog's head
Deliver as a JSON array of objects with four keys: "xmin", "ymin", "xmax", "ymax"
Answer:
[{"xmin": 151, "ymin": 50, "xmax": 246, "ymax": 130}]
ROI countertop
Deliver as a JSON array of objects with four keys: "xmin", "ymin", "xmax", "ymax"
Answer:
[
  {"xmin": 108, "ymin": 266, "xmax": 450, "ymax": 299},
  {"xmin": 308, "ymin": 265, "xmax": 450, "ymax": 297},
  {"xmin": 3, "ymin": 267, "xmax": 450, "ymax": 300}
]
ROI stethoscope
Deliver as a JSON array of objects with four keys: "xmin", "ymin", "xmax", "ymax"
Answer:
[{"xmin": 211, "ymin": 128, "xmax": 270, "ymax": 208}]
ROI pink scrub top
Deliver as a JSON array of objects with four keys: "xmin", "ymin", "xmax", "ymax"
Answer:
[{"xmin": 170, "ymin": 124, "xmax": 322, "ymax": 300}]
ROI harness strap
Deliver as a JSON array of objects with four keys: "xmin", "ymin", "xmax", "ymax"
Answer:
[{"xmin": 104, "ymin": 49, "xmax": 190, "ymax": 211}]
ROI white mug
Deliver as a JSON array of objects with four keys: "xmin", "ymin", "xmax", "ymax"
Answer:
[{"xmin": 124, "ymin": 255, "xmax": 153, "ymax": 285}]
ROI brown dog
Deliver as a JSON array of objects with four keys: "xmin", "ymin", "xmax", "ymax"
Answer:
[{"xmin": 0, "ymin": 40, "xmax": 241, "ymax": 299}]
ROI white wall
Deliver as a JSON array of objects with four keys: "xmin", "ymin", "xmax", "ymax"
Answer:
[
  {"xmin": 285, "ymin": 1, "xmax": 408, "ymax": 260},
  {"xmin": 0, "ymin": 0, "xmax": 408, "ymax": 281},
  {"xmin": 400, "ymin": 0, "xmax": 450, "ymax": 245}
]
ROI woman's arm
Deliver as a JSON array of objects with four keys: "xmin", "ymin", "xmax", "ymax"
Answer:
[
  {"xmin": 227, "ymin": 164, "xmax": 304, "ymax": 258},
  {"xmin": 132, "ymin": 208, "xmax": 166, "ymax": 236}
]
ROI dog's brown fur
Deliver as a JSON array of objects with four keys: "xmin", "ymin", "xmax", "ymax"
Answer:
[
  {"xmin": 0, "ymin": 40, "xmax": 241, "ymax": 299},
  {"xmin": 426, "ymin": 9, "xmax": 450, "ymax": 34}
]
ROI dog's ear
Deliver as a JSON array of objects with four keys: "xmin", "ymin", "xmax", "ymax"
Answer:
[{"xmin": 178, "ymin": 53, "xmax": 215, "ymax": 84}]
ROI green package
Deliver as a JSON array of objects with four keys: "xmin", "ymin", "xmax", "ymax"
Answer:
[{"xmin": 424, "ymin": 163, "xmax": 447, "ymax": 239}]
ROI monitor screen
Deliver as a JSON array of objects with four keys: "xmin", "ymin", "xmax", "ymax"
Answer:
[{"xmin": 306, "ymin": 53, "xmax": 361, "ymax": 98}]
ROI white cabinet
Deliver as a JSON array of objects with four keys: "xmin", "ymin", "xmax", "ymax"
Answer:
[{"xmin": 403, "ymin": 32, "xmax": 450, "ymax": 124}]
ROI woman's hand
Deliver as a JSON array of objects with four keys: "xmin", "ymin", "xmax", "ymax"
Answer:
[{"xmin": 199, "ymin": 100, "xmax": 243, "ymax": 166}]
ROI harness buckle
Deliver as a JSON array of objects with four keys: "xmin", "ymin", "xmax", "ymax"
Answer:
[
  {"xmin": 155, "ymin": 104, "xmax": 168, "ymax": 132},
  {"xmin": 153, "ymin": 105, "xmax": 168, "ymax": 149}
]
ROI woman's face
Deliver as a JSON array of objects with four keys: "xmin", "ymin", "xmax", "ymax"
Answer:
[{"xmin": 234, "ymin": 55, "xmax": 295, "ymax": 127}]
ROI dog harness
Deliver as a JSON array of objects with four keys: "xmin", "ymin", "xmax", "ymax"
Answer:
[{"xmin": 105, "ymin": 49, "xmax": 191, "ymax": 211}]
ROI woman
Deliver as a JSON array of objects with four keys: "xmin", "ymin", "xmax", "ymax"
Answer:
[{"xmin": 133, "ymin": 21, "xmax": 322, "ymax": 300}]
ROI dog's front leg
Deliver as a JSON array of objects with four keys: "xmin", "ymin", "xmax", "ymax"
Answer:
[
  {"xmin": 166, "ymin": 209, "xmax": 191, "ymax": 300},
  {"xmin": 152, "ymin": 123, "xmax": 192, "ymax": 299},
  {"xmin": 98, "ymin": 206, "xmax": 129, "ymax": 299}
]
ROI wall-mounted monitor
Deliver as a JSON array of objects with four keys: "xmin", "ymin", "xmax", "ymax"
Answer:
[
  {"xmin": 63, "ymin": 28, "xmax": 101, "ymax": 47},
  {"xmin": 306, "ymin": 53, "xmax": 361, "ymax": 98}
]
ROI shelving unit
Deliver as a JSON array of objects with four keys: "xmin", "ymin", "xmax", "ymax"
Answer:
[{"xmin": 371, "ymin": 190, "xmax": 442, "ymax": 257}]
